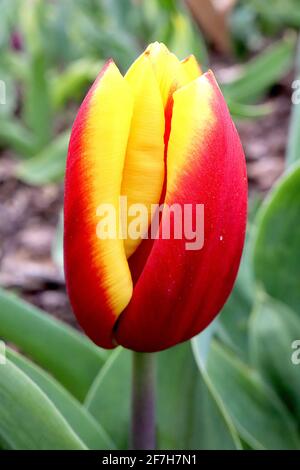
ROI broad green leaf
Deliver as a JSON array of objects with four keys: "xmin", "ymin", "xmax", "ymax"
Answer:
[
  {"xmin": 222, "ymin": 35, "xmax": 296, "ymax": 102},
  {"xmin": 253, "ymin": 162, "xmax": 300, "ymax": 314},
  {"xmin": 85, "ymin": 348, "xmax": 131, "ymax": 450},
  {"xmin": 217, "ymin": 226, "xmax": 255, "ymax": 359},
  {"xmin": 17, "ymin": 130, "xmax": 69, "ymax": 185},
  {"xmin": 157, "ymin": 342, "xmax": 240, "ymax": 449},
  {"xmin": 217, "ymin": 281, "xmax": 252, "ymax": 359},
  {"xmin": 7, "ymin": 347, "xmax": 115, "ymax": 450},
  {"xmin": 0, "ymin": 359, "xmax": 86, "ymax": 450},
  {"xmin": 85, "ymin": 344, "xmax": 241, "ymax": 450},
  {"xmin": 192, "ymin": 321, "xmax": 218, "ymax": 369},
  {"xmin": 191, "ymin": 325, "xmax": 242, "ymax": 450},
  {"xmin": 249, "ymin": 294, "xmax": 300, "ymax": 423},
  {"xmin": 207, "ymin": 340, "xmax": 300, "ymax": 449},
  {"xmin": 0, "ymin": 288, "xmax": 107, "ymax": 401}
]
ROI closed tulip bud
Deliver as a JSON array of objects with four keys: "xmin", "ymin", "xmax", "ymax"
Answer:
[{"xmin": 64, "ymin": 42, "xmax": 247, "ymax": 352}]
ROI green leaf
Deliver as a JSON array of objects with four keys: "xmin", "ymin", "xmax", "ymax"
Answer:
[
  {"xmin": 222, "ymin": 35, "xmax": 296, "ymax": 103},
  {"xmin": 253, "ymin": 161, "xmax": 300, "ymax": 314},
  {"xmin": 85, "ymin": 344, "xmax": 241, "ymax": 450},
  {"xmin": 21, "ymin": 0, "xmax": 52, "ymax": 148},
  {"xmin": 17, "ymin": 130, "xmax": 69, "ymax": 185},
  {"xmin": 0, "ymin": 288, "xmax": 107, "ymax": 401},
  {"xmin": 228, "ymin": 100, "xmax": 273, "ymax": 120},
  {"xmin": 0, "ymin": 359, "xmax": 86, "ymax": 450},
  {"xmin": 248, "ymin": 0, "xmax": 300, "ymax": 28},
  {"xmin": 157, "ymin": 342, "xmax": 240, "ymax": 449},
  {"xmin": 23, "ymin": 52, "xmax": 52, "ymax": 148},
  {"xmin": 0, "ymin": 119, "xmax": 37, "ymax": 157},
  {"xmin": 207, "ymin": 340, "xmax": 300, "ymax": 449},
  {"xmin": 1, "ymin": 53, "xmax": 28, "ymax": 83},
  {"xmin": 191, "ymin": 326, "xmax": 242, "ymax": 450},
  {"xmin": 51, "ymin": 58, "xmax": 103, "ymax": 110},
  {"xmin": 192, "ymin": 321, "xmax": 218, "ymax": 369},
  {"xmin": 217, "ymin": 226, "xmax": 255, "ymax": 359},
  {"xmin": 74, "ymin": 10, "xmax": 139, "ymax": 72},
  {"xmin": 85, "ymin": 348, "xmax": 131, "ymax": 450},
  {"xmin": 249, "ymin": 294, "xmax": 300, "ymax": 423},
  {"xmin": 7, "ymin": 347, "xmax": 114, "ymax": 450}
]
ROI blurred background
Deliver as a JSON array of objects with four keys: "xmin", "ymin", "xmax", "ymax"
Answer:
[{"xmin": 1, "ymin": 0, "xmax": 300, "ymax": 450}]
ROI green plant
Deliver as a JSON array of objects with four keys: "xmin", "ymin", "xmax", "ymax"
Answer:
[{"xmin": 0, "ymin": 288, "xmax": 240, "ymax": 449}]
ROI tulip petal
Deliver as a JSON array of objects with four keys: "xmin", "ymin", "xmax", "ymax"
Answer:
[
  {"xmin": 115, "ymin": 71, "xmax": 247, "ymax": 352},
  {"xmin": 64, "ymin": 61, "xmax": 134, "ymax": 348},
  {"xmin": 181, "ymin": 54, "xmax": 202, "ymax": 81},
  {"xmin": 121, "ymin": 53, "xmax": 165, "ymax": 258},
  {"xmin": 144, "ymin": 43, "xmax": 202, "ymax": 173},
  {"xmin": 145, "ymin": 42, "xmax": 193, "ymax": 107}
]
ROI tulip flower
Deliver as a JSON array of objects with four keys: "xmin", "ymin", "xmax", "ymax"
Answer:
[{"xmin": 64, "ymin": 42, "xmax": 247, "ymax": 354}]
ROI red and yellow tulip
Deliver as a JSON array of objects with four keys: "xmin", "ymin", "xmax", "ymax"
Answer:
[{"xmin": 64, "ymin": 42, "xmax": 247, "ymax": 352}]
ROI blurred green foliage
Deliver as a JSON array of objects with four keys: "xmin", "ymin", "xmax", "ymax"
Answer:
[
  {"xmin": 0, "ymin": 0, "xmax": 297, "ymax": 186},
  {"xmin": 231, "ymin": 0, "xmax": 300, "ymax": 55},
  {"xmin": 0, "ymin": 0, "xmax": 208, "ymax": 184}
]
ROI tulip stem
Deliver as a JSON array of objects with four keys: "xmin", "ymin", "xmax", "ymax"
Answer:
[{"xmin": 131, "ymin": 352, "xmax": 156, "ymax": 450}]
